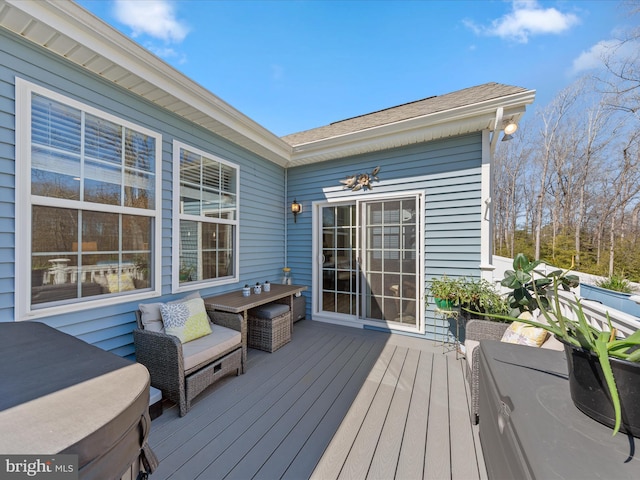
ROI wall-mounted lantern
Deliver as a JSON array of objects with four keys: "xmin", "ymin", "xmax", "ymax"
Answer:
[{"xmin": 291, "ymin": 199, "xmax": 302, "ymax": 223}]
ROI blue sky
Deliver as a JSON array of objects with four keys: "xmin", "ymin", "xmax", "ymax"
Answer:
[{"xmin": 77, "ymin": 0, "xmax": 634, "ymax": 136}]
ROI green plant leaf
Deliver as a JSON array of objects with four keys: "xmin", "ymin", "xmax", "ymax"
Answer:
[
  {"xmin": 501, "ymin": 275, "xmax": 521, "ymax": 289},
  {"xmin": 594, "ymin": 335, "xmax": 622, "ymax": 436},
  {"xmin": 513, "ymin": 253, "xmax": 529, "ymax": 271},
  {"xmin": 627, "ymin": 349, "xmax": 640, "ymax": 362}
]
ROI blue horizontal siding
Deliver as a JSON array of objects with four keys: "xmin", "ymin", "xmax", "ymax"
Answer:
[
  {"xmin": 287, "ymin": 134, "xmax": 485, "ymax": 339},
  {"xmin": 0, "ymin": 29, "xmax": 287, "ymax": 354}
]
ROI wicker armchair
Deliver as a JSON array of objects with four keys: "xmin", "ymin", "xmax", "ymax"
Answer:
[
  {"xmin": 134, "ymin": 310, "xmax": 246, "ymax": 417},
  {"xmin": 464, "ymin": 319, "xmax": 509, "ymax": 425}
]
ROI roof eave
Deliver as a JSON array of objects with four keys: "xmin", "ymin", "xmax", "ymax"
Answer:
[
  {"xmin": 1, "ymin": 0, "xmax": 292, "ymax": 166},
  {"xmin": 288, "ymin": 89, "xmax": 536, "ymax": 167}
]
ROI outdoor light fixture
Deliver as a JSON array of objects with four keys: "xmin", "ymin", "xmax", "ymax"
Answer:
[
  {"xmin": 291, "ymin": 199, "xmax": 302, "ymax": 223},
  {"xmin": 502, "ymin": 120, "xmax": 518, "ymax": 141},
  {"xmin": 504, "ymin": 121, "xmax": 518, "ymax": 135}
]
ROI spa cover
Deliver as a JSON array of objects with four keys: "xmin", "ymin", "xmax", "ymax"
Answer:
[{"xmin": 0, "ymin": 322, "xmax": 157, "ymax": 479}]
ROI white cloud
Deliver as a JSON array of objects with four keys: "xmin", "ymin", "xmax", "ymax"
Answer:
[
  {"xmin": 147, "ymin": 45, "xmax": 188, "ymax": 65},
  {"xmin": 465, "ymin": 0, "xmax": 580, "ymax": 43},
  {"xmin": 571, "ymin": 39, "xmax": 640, "ymax": 74},
  {"xmin": 113, "ymin": 0, "xmax": 189, "ymax": 43},
  {"xmin": 571, "ymin": 40, "xmax": 616, "ymax": 74}
]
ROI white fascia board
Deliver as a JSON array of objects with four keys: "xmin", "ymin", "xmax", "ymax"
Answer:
[
  {"xmin": 289, "ymin": 90, "xmax": 536, "ymax": 166},
  {"xmin": 5, "ymin": 0, "xmax": 291, "ymax": 165}
]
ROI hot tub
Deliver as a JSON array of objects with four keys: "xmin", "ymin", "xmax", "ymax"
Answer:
[{"xmin": 0, "ymin": 322, "xmax": 157, "ymax": 479}]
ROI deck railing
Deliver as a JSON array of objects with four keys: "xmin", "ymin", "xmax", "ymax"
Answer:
[{"xmin": 492, "ymin": 255, "xmax": 640, "ymax": 338}]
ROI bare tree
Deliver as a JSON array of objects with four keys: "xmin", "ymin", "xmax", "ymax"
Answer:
[
  {"xmin": 493, "ymin": 122, "xmax": 533, "ymax": 257},
  {"xmin": 533, "ymin": 85, "xmax": 581, "ymax": 259}
]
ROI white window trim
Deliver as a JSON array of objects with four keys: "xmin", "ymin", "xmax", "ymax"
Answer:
[
  {"xmin": 171, "ymin": 141, "xmax": 240, "ymax": 293},
  {"xmin": 15, "ymin": 78, "xmax": 163, "ymax": 321}
]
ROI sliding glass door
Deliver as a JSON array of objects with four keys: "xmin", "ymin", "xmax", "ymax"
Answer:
[
  {"xmin": 321, "ymin": 205, "xmax": 358, "ymax": 316},
  {"xmin": 317, "ymin": 194, "xmax": 422, "ymax": 331}
]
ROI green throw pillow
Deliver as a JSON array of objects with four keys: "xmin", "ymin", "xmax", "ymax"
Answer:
[{"xmin": 160, "ymin": 297, "xmax": 212, "ymax": 343}]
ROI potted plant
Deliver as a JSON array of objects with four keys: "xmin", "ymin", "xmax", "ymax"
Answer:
[
  {"xmin": 429, "ymin": 275, "xmax": 461, "ymax": 310},
  {"xmin": 489, "ymin": 254, "xmax": 640, "ymax": 437},
  {"xmin": 458, "ymin": 278, "xmax": 510, "ymax": 318}
]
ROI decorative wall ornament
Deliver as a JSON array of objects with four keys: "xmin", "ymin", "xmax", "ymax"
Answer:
[{"xmin": 339, "ymin": 166, "xmax": 380, "ymax": 191}]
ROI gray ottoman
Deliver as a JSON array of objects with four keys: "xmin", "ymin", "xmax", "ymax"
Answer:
[{"xmin": 248, "ymin": 303, "xmax": 291, "ymax": 352}]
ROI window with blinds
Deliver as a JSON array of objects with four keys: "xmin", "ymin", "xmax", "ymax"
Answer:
[
  {"xmin": 20, "ymin": 81, "xmax": 161, "ymax": 315},
  {"xmin": 173, "ymin": 141, "xmax": 239, "ymax": 290}
]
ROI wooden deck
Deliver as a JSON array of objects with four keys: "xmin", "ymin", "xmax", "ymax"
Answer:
[{"xmin": 147, "ymin": 320, "xmax": 487, "ymax": 480}]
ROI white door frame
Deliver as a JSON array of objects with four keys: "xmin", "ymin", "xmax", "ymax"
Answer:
[{"xmin": 311, "ymin": 190, "xmax": 425, "ymax": 334}]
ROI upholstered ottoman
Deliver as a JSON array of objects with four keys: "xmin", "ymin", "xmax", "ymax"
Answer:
[{"xmin": 248, "ymin": 303, "xmax": 291, "ymax": 352}]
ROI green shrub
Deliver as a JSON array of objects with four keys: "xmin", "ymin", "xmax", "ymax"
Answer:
[{"xmin": 596, "ymin": 274, "xmax": 633, "ymax": 293}]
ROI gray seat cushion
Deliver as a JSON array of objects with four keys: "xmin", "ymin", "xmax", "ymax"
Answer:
[{"xmin": 250, "ymin": 303, "xmax": 289, "ymax": 319}]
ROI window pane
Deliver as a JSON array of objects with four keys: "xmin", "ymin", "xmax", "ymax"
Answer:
[
  {"xmin": 122, "ymin": 215, "xmax": 151, "ymax": 251},
  {"xmin": 83, "ymin": 211, "xmax": 120, "ymax": 253},
  {"xmin": 220, "ymin": 193, "xmax": 236, "ymax": 220},
  {"xmin": 220, "ymin": 163, "xmax": 236, "ymax": 194},
  {"xmin": 32, "ymin": 94, "xmax": 81, "ymax": 153},
  {"xmin": 202, "ymin": 223, "xmax": 233, "ymax": 280},
  {"xmin": 85, "ymin": 160, "xmax": 121, "ymax": 205},
  {"xmin": 179, "ymin": 220, "xmax": 198, "ymax": 282},
  {"xmin": 202, "ymin": 188, "xmax": 220, "ymax": 218},
  {"xmin": 32, "ymin": 206, "xmax": 78, "ymax": 254},
  {"xmin": 124, "ymin": 169, "xmax": 154, "ymax": 209},
  {"xmin": 31, "ymin": 148, "xmax": 81, "ymax": 200},
  {"xmin": 85, "ymin": 114, "xmax": 122, "ymax": 165},
  {"xmin": 180, "ymin": 149, "xmax": 201, "ymax": 185},
  {"xmin": 202, "ymin": 157, "xmax": 220, "ymax": 190},
  {"xmin": 179, "ymin": 220, "xmax": 235, "ymax": 284},
  {"xmin": 31, "ymin": 94, "xmax": 82, "ymax": 200},
  {"xmin": 323, "ymin": 207, "xmax": 336, "ymax": 227},
  {"xmin": 125, "ymin": 129, "xmax": 155, "ymax": 172}
]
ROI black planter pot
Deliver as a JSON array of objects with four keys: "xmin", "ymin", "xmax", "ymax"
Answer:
[{"xmin": 562, "ymin": 338, "xmax": 640, "ymax": 437}]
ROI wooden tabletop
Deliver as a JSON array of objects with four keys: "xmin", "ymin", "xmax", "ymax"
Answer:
[{"xmin": 203, "ymin": 284, "xmax": 307, "ymax": 313}]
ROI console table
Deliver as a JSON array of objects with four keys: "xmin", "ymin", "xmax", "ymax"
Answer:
[
  {"xmin": 478, "ymin": 340, "xmax": 639, "ymax": 479},
  {"xmin": 203, "ymin": 283, "xmax": 306, "ymax": 327}
]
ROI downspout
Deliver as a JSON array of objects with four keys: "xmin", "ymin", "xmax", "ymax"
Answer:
[
  {"xmin": 489, "ymin": 106, "xmax": 504, "ymax": 157},
  {"xmin": 480, "ymin": 107, "xmax": 504, "ymax": 282},
  {"xmin": 284, "ymin": 168, "xmax": 288, "ymax": 269}
]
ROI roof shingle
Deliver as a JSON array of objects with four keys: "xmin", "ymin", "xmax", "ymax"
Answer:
[{"xmin": 282, "ymin": 82, "xmax": 529, "ymax": 146}]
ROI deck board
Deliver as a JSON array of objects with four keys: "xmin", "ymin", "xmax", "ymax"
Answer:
[
  {"xmin": 367, "ymin": 348, "xmax": 419, "ymax": 480},
  {"xmin": 424, "ymin": 353, "xmax": 451, "ymax": 479},
  {"xmin": 253, "ymin": 339, "xmax": 379, "ymax": 480},
  {"xmin": 337, "ymin": 346, "xmax": 407, "ymax": 479},
  {"xmin": 396, "ymin": 350, "xmax": 432, "ymax": 479},
  {"xmin": 146, "ymin": 320, "xmax": 485, "ymax": 480}
]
